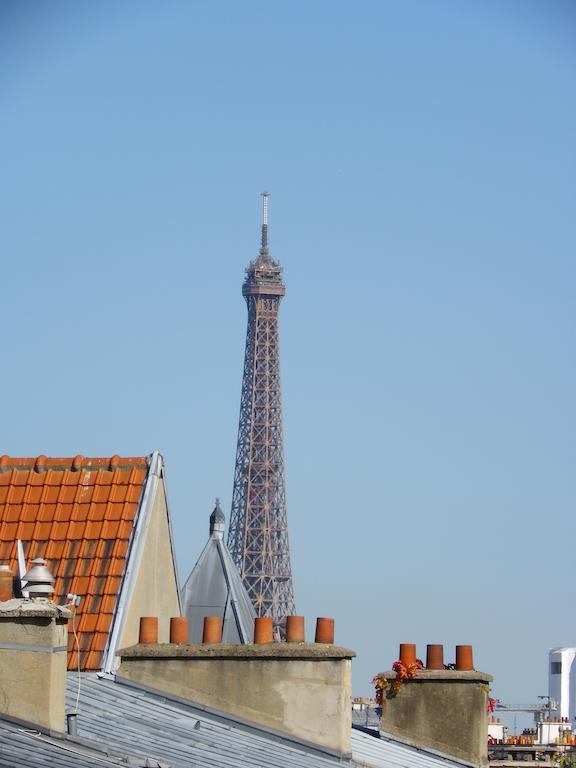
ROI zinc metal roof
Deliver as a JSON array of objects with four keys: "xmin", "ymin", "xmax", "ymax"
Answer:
[
  {"xmin": 0, "ymin": 673, "xmax": 475, "ymax": 768},
  {"xmin": 181, "ymin": 524, "xmax": 256, "ymax": 643},
  {"xmin": 69, "ymin": 673, "xmax": 351, "ymax": 768},
  {"xmin": 351, "ymin": 728, "xmax": 477, "ymax": 768}
]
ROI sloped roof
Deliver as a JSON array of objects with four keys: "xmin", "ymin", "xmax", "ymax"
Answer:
[
  {"xmin": 0, "ymin": 455, "xmax": 149, "ymax": 671},
  {"xmin": 0, "ymin": 674, "xmax": 472, "ymax": 768},
  {"xmin": 181, "ymin": 503, "xmax": 256, "ymax": 643},
  {"xmin": 351, "ymin": 727, "xmax": 476, "ymax": 768},
  {"xmin": 0, "ymin": 672, "xmax": 354, "ymax": 767}
]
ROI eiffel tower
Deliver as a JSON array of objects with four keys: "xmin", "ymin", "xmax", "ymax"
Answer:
[{"xmin": 227, "ymin": 193, "xmax": 296, "ymax": 627}]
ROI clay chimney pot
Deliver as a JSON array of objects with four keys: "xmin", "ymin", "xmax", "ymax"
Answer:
[
  {"xmin": 0, "ymin": 565, "xmax": 13, "ymax": 602},
  {"xmin": 426, "ymin": 644, "xmax": 444, "ymax": 670},
  {"xmin": 399, "ymin": 643, "xmax": 417, "ymax": 666},
  {"xmin": 315, "ymin": 617, "xmax": 335, "ymax": 644},
  {"xmin": 202, "ymin": 616, "xmax": 222, "ymax": 644},
  {"xmin": 170, "ymin": 616, "xmax": 188, "ymax": 644},
  {"xmin": 455, "ymin": 644, "xmax": 474, "ymax": 671},
  {"xmin": 254, "ymin": 617, "xmax": 273, "ymax": 644},
  {"xmin": 286, "ymin": 615, "xmax": 305, "ymax": 643},
  {"xmin": 139, "ymin": 616, "xmax": 158, "ymax": 644}
]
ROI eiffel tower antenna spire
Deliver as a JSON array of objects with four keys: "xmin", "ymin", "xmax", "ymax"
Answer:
[{"xmin": 260, "ymin": 191, "xmax": 269, "ymax": 255}]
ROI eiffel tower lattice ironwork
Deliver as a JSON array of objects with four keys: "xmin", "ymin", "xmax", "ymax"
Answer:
[{"xmin": 228, "ymin": 193, "xmax": 296, "ymax": 627}]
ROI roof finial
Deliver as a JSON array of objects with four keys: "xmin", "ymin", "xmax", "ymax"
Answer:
[
  {"xmin": 260, "ymin": 191, "xmax": 269, "ymax": 255},
  {"xmin": 210, "ymin": 498, "xmax": 225, "ymax": 538}
]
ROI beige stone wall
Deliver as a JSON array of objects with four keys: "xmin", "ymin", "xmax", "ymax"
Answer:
[
  {"xmin": 119, "ymin": 647, "xmax": 353, "ymax": 755},
  {"xmin": 0, "ymin": 613, "xmax": 68, "ymax": 733},
  {"xmin": 379, "ymin": 670, "xmax": 492, "ymax": 765},
  {"xmin": 120, "ymin": 477, "xmax": 181, "ymax": 648}
]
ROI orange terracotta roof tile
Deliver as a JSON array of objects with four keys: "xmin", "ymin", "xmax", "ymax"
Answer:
[
  {"xmin": 104, "ymin": 502, "xmax": 126, "ymax": 521},
  {"xmin": 0, "ymin": 455, "xmax": 149, "ymax": 672},
  {"xmin": 79, "ymin": 539, "xmax": 99, "ymax": 560},
  {"xmin": 126, "ymin": 484, "xmax": 144, "ymax": 503},
  {"xmin": 101, "ymin": 520, "xmax": 120, "ymax": 539},
  {"xmin": 80, "ymin": 614, "xmax": 98, "ymax": 632},
  {"xmin": 84, "ymin": 650, "xmax": 101, "ymax": 670},
  {"xmin": 95, "ymin": 612, "xmax": 113, "ymax": 633},
  {"xmin": 42, "ymin": 503, "xmax": 57, "ymax": 520},
  {"xmin": 8, "ymin": 486, "xmax": 26, "ymax": 504},
  {"xmin": 51, "ymin": 521, "xmax": 69, "ymax": 540},
  {"xmin": 68, "ymin": 503, "xmax": 87, "ymax": 522},
  {"xmin": 2, "ymin": 522, "xmax": 18, "ymax": 540},
  {"xmin": 108, "ymin": 557, "xmax": 125, "ymax": 577},
  {"xmin": 33, "ymin": 521, "xmax": 53, "ymax": 540},
  {"xmin": 69, "ymin": 520, "xmax": 87, "ymax": 539},
  {"xmin": 4, "ymin": 506, "xmax": 20, "ymax": 523},
  {"xmin": 43, "ymin": 486, "xmax": 60, "ymax": 503},
  {"xmin": 45, "ymin": 540, "xmax": 66, "ymax": 559},
  {"xmin": 59, "ymin": 487, "xmax": 78, "ymax": 504},
  {"xmin": 26, "ymin": 486, "xmax": 43, "ymax": 503},
  {"xmin": 110, "ymin": 484, "xmax": 128, "ymax": 503},
  {"xmin": 10, "ymin": 472, "xmax": 27, "ymax": 487},
  {"xmin": 22, "ymin": 504, "xmax": 39, "ymax": 522}
]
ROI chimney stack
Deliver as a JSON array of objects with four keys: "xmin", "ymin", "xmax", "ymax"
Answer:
[
  {"xmin": 118, "ymin": 614, "xmax": 355, "ymax": 756},
  {"xmin": 379, "ymin": 643, "xmax": 492, "ymax": 765},
  {"xmin": 0, "ymin": 597, "xmax": 71, "ymax": 732}
]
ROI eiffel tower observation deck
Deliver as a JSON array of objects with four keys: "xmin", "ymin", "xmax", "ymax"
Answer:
[{"xmin": 228, "ymin": 193, "xmax": 296, "ymax": 630}]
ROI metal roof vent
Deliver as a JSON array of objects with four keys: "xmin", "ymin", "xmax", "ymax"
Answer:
[{"xmin": 22, "ymin": 558, "xmax": 55, "ymax": 600}]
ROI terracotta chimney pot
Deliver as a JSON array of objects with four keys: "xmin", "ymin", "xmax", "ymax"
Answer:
[
  {"xmin": 170, "ymin": 616, "xmax": 188, "ymax": 644},
  {"xmin": 285, "ymin": 615, "xmax": 305, "ymax": 643},
  {"xmin": 139, "ymin": 616, "xmax": 158, "ymax": 644},
  {"xmin": 399, "ymin": 643, "xmax": 417, "ymax": 666},
  {"xmin": 455, "ymin": 644, "xmax": 474, "ymax": 670},
  {"xmin": 202, "ymin": 616, "xmax": 222, "ymax": 644},
  {"xmin": 426, "ymin": 644, "xmax": 444, "ymax": 670},
  {"xmin": 254, "ymin": 617, "xmax": 273, "ymax": 644},
  {"xmin": 315, "ymin": 617, "xmax": 335, "ymax": 644},
  {"xmin": 0, "ymin": 566, "xmax": 13, "ymax": 602}
]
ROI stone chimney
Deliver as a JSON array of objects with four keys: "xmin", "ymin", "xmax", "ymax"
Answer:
[
  {"xmin": 378, "ymin": 644, "xmax": 492, "ymax": 765},
  {"xmin": 0, "ymin": 598, "xmax": 71, "ymax": 732},
  {"xmin": 118, "ymin": 616, "xmax": 355, "ymax": 756}
]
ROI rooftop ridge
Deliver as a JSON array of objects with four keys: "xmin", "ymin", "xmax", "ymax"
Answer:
[{"xmin": 0, "ymin": 455, "xmax": 149, "ymax": 473}]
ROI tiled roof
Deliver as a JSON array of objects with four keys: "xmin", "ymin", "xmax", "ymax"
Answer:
[{"xmin": 0, "ymin": 455, "xmax": 148, "ymax": 671}]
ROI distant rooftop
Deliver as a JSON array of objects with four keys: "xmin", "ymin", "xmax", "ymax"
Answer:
[{"xmin": 181, "ymin": 500, "xmax": 256, "ymax": 643}]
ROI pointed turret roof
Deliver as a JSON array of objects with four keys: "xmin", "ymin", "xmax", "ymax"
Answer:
[
  {"xmin": 181, "ymin": 501, "xmax": 256, "ymax": 643},
  {"xmin": 209, "ymin": 498, "xmax": 225, "ymax": 536}
]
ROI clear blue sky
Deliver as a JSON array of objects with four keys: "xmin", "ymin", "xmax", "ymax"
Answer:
[{"xmin": 1, "ymin": 1, "xmax": 574, "ymax": 704}]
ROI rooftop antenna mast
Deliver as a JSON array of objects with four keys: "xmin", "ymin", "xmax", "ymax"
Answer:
[{"xmin": 260, "ymin": 191, "xmax": 269, "ymax": 255}]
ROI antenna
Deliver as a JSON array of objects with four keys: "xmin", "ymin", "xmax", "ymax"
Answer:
[{"xmin": 261, "ymin": 191, "xmax": 269, "ymax": 253}]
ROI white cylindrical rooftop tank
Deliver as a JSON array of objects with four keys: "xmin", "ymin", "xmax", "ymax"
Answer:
[{"xmin": 549, "ymin": 647, "xmax": 576, "ymax": 722}]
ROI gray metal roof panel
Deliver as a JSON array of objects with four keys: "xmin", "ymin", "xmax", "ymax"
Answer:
[
  {"xmin": 181, "ymin": 535, "xmax": 256, "ymax": 643},
  {"xmin": 351, "ymin": 728, "xmax": 478, "ymax": 768},
  {"xmin": 0, "ymin": 674, "xmax": 476, "ymax": 768},
  {"xmin": 66, "ymin": 673, "xmax": 352, "ymax": 768}
]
